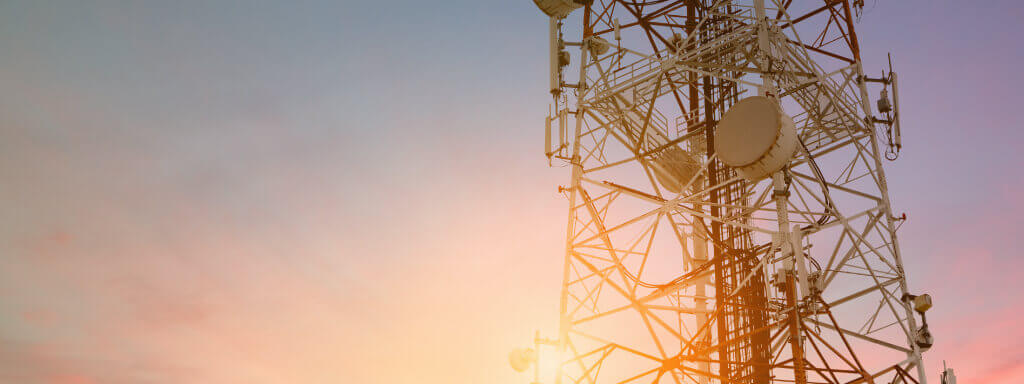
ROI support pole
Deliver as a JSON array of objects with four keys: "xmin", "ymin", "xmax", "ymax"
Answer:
[{"xmin": 775, "ymin": 173, "xmax": 806, "ymax": 384}]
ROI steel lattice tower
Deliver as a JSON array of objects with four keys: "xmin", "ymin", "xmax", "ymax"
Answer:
[{"xmin": 527, "ymin": 1, "xmax": 931, "ymax": 384}]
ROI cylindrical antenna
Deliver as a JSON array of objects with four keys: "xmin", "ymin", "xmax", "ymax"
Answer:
[
  {"xmin": 892, "ymin": 71, "xmax": 901, "ymax": 150},
  {"xmin": 549, "ymin": 17, "xmax": 560, "ymax": 97}
]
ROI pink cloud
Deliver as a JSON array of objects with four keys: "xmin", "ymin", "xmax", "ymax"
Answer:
[
  {"xmin": 46, "ymin": 374, "xmax": 97, "ymax": 384},
  {"xmin": 973, "ymin": 357, "xmax": 1024, "ymax": 384},
  {"xmin": 20, "ymin": 308, "xmax": 57, "ymax": 327}
]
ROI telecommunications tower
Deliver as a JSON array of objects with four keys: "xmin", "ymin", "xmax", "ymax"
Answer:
[{"xmin": 513, "ymin": 1, "xmax": 939, "ymax": 384}]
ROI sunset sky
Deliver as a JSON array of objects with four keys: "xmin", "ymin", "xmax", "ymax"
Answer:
[{"xmin": 1, "ymin": 1, "xmax": 1022, "ymax": 383}]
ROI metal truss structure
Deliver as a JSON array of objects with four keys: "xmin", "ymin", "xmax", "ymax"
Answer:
[{"xmin": 535, "ymin": 1, "xmax": 929, "ymax": 384}]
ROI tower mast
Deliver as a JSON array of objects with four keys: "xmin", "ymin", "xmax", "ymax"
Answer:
[{"xmin": 525, "ymin": 1, "xmax": 930, "ymax": 383}]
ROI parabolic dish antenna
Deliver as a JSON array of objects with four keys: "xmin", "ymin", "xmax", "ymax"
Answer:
[{"xmin": 714, "ymin": 96, "xmax": 798, "ymax": 181}]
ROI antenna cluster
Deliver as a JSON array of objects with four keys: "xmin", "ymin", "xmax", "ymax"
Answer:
[{"xmin": 514, "ymin": 2, "xmax": 947, "ymax": 383}]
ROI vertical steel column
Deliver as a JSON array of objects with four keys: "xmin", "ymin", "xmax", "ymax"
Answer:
[{"xmin": 555, "ymin": 5, "xmax": 593, "ymax": 384}]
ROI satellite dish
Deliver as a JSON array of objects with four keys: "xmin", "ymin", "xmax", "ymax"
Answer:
[
  {"xmin": 714, "ymin": 96, "xmax": 798, "ymax": 181},
  {"xmin": 508, "ymin": 348, "xmax": 537, "ymax": 372},
  {"xmin": 589, "ymin": 36, "xmax": 611, "ymax": 56},
  {"xmin": 533, "ymin": 0, "xmax": 585, "ymax": 18},
  {"xmin": 650, "ymin": 145, "xmax": 702, "ymax": 194}
]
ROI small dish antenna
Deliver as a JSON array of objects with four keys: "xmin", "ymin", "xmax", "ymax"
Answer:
[
  {"xmin": 532, "ymin": 0, "xmax": 587, "ymax": 18},
  {"xmin": 508, "ymin": 348, "xmax": 537, "ymax": 372}
]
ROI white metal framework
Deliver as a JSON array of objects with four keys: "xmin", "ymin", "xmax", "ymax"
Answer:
[{"xmin": 531, "ymin": 1, "xmax": 929, "ymax": 384}]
